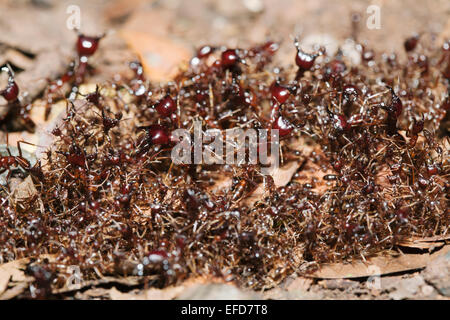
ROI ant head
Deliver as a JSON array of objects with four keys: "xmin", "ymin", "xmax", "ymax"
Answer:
[
  {"xmin": 75, "ymin": 32, "xmax": 105, "ymax": 58},
  {"xmin": 1, "ymin": 64, "xmax": 19, "ymax": 102}
]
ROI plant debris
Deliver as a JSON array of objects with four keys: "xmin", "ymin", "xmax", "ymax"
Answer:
[{"xmin": 0, "ymin": 25, "xmax": 449, "ymax": 299}]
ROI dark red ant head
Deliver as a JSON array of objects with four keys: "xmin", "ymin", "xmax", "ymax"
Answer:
[
  {"xmin": 404, "ymin": 34, "xmax": 419, "ymax": 52},
  {"xmin": 155, "ymin": 95, "xmax": 177, "ymax": 117},
  {"xmin": 272, "ymin": 115, "xmax": 293, "ymax": 137},
  {"xmin": 1, "ymin": 66, "xmax": 19, "ymax": 102},
  {"xmin": 295, "ymin": 50, "xmax": 316, "ymax": 71},
  {"xmin": 142, "ymin": 124, "xmax": 170, "ymax": 145},
  {"xmin": 101, "ymin": 108, "xmax": 122, "ymax": 134},
  {"xmin": 221, "ymin": 49, "xmax": 240, "ymax": 69},
  {"xmin": 271, "ymin": 82, "xmax": 290, "ymax": 104},
  {"xmin": 395, "ymin": 207, "xmax": 410, "ymax": 223},
  {"xmin": 294, "ymin": 39, "xmax": 322, "ymax": 73},
  {"xmin": 1, "ymin": 81, "xmax": 19, "ymax": 102},
  {"xmin": 135, "ymin": 124, "xmax": 170, "ymax": 157},
  {"xmin": 76, "ymin": 34, "xmax": 103, "ymax": 57},
  {"xmin": 59, "ymin": 143, "xmax": 86, "ymax": 167}
]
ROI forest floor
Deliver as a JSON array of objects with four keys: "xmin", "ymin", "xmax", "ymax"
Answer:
[{"xmin": 0, "ymin": 0, "xmax": 448, "ymax": 300}]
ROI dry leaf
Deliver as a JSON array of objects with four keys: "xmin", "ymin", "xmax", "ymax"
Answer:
[
  {"xmin": 108, "ymin": 287, "xmax": 141, "ymax": 300},
  {"xmin": 397, "ymin": 242, "xmax": 445, "ymax": 251},
  {"xmin": 403, "ymin": 235, "xmax": 450, "ymax": 242},
  {"xmin": 308, "ymin": 245, "xmax": 450, "ymax": 279},
  {"xmin": 0, "ymin": 254, "xmax": 58, "ymax": 299},
  {"xmin": 270, "ymin": 161, "xmax": 302, "ymax": 187},
  {"xmin": 263, "ymin": 276, "xmax": 315, "ymax": 300},
  {"xmin": 11, "ymin": 176, "xmax": 37, "ymax": 202},
  {"xmin": 119, "ymin": 30, "xmax": 190, "ymax": 82},
  {"xmin": 103, "ymin": 0, "xmax": 147, "ymax": 22},
  {"xmin": 54, "ymin": 276, "xmax": 141, "ymax": 295},
  {"xmin": 397, "ymin": 235, "xmax": 450, "ymax": 251},
  {"xmin": 0, "ymin": 49, "xmax": 34, "ymax": 70},
  {"xmin": 108, "ymin": 285, "xmax": 186, "ymax": 300},
  {"xmin": 281, "ymin": 276, "xmax": 313, "ymax": 293},
  {"xmin": 0, "ymin": 258, "xmax": 32, "ymax": 298},
  {"xmin": 83, "ymin": 276, "xmax": 225, "ymax": 300},
  {"xmin": 243, "ymin": 160, "xmax": 301, "ymax": 206},
  {"xmin": 0, "ymin": 282, "xmax": 29, "ymax": 300}
]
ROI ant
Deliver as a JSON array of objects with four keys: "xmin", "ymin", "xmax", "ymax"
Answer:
[
  {"xmin": 56, "ymin": 142, "xmax": 87, "ymax": 168},
  {"xmin": 294, "ymin": 38, "xmax": 324, "ymax": 79},
  {"xmin": 44, "ymin": 61, "xmax": 76, "ymax": 120},
  {"xmin": 380, "ymin": 86, "xmax": 403, "ymax": 135},
  {"xmin": 0, "ymin": 65, "xmax": 19, "ymax": 103},
  {"xmin": 101, "ymin": 108, "xmax": 123, "ymax": 136},
  {"xmin": 228, "ymin": 166, "xmax": 260, "ymax": 205},
  {"xmin": 407, "ymin": 114, "xmax": 424, "ymax": 147},
  {"xmin": 0, "ymin": 134, "xmax": 34, "ymax": 182},
  {"xmin": 0, "ymin": 65, "xmax": 35, "ymax": 132},
  {"xmin": 43, "ymin": 32, "xmax": 105, "ymax": 120}
]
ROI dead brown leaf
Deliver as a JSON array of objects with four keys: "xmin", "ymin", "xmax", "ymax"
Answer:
[
  {"xmin": 243, "ymin": 160, "xmax": 301, "ymax": 206},
  {"xmin": 0, "ymin": 49, "xmax": 34, "ymax": 70},
  {"xmin": 54, "ymin": 276, "xmax": 142, "ymax": 295},
  {"xmin": 119, "ymin": 30, "xmax": 190, "ymax": 82},
  {"xmin": 0, "ymin": 254, "xmax": 58, "ymax": 299},
  {"xmin": 397, "ymin": 235, "xmax": 450, "ymax": 251},
  {"xmin": 76, "ymin": 276, "xmax": 226, "ymax": 300},
  {"xmin": 108, "ymin": 284, "xmax": 186, "ymax": 300},
  {"xmin": 307, "ymin": 245, "xmax": 450, "ymax": 279},
  {"xmin": 263, "ymin": 276, "xmax": 315, "ymax": 300},
  {"xmin": 0, "ymin": 258, "xmax": 32, "ymax": 299},
  {"xmin": 405, "ymin": 235, "xmax": 450, "ymax": 242},
  {"xmin": 11, "ymin": 176, "xmax": 37, "ymax": 203},
  {"xmin": 0, "ymin": 282, "xmax": 29, "ymax": 300},
  {"xmin": 103, "ymin": 0, "xmax": 147, "ymax": 23},
  {"xmin": 284, "ymin": 276, "xmax": 313, "ymax": 292}
]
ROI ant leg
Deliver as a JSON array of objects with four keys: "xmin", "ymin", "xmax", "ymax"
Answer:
[
  {"xmin": 17, "ymin": 141, "xmax": 45, "ymax": 170},
  {"xmin": 5, "ymin": 130, "xmax": 12, "ymax": 157},
  {"xmin": 17, "ymin": 140, "xmax": 24, "ymax": 158},
  {"xmin": 17, "ymin": 140, "xmax": 47, "ymax": 152},
  {"xmin": 5, "ymin": 169, "xmax": 11, "ymax": 183},
  {"xmin": 17, "ymin": 140, "xmax": 37, "ymax": 158}
]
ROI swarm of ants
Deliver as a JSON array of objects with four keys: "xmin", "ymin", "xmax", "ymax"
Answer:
[{"xmin": 0, "ymin": 31, "xmax": 448, "ymax": 298}]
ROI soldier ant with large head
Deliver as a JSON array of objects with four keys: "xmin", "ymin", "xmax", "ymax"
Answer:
[
  {"xmin": 0, "ymin": 65, "xmax": 35, "ymax": 132},
  {"xmin": 0, "ymin": 133, "xmax": 37, "ymax": 183}
]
